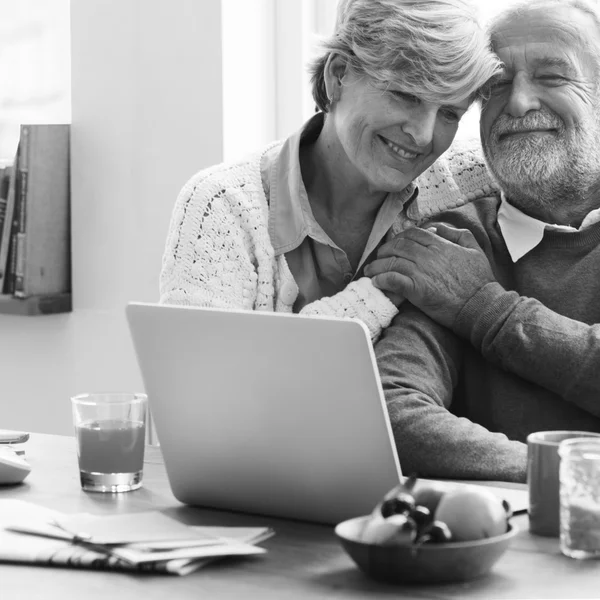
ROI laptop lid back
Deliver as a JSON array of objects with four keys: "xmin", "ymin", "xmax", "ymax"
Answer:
[{"xmin": 126, "ymin": 303, "xmax": 401, "ymax": 524}]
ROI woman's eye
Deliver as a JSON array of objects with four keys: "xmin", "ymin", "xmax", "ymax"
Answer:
[
  {"xmin": 390, "ymin": 90, "xmax": 419, "ymax": 104},
  {"xmin": 440, "ymin": 109, "xmax": 460, "ymax": 123},
  {"xmin": 489, "ymin": 80, "xmax": 511, "ymax": 94}
]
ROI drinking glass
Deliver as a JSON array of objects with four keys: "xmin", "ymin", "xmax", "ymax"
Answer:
[
  {"xmin": 527, "ymin": 430, "xmax": 600, "ymax": 536},
  {"xmin": 559, "ymin": 437, "xmax": 600, "ymax": 559},
  {"xmin": 71, "ymin": 392, "xmax": 147, "ymax": 493}
]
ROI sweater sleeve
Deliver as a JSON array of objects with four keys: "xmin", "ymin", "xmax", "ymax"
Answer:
[
  {"xmin": 299, "ymin": 277, "xmax": 399, "ymax": 341},
  {"xmin": 159, "ymin": 170, "xmax": 265, "ymax": 310},
  {"xmin": 454, "ymin": 282, "xmax": 600, "ymax": 418},
  {"xmin": 376, "ymin": 304, "xmax": 527, "ymax": 483}
]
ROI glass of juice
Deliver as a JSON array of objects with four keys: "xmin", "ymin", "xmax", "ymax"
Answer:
[{"xmin": 71, "ymin": 392, "xmax": 148, "ymax": 493}]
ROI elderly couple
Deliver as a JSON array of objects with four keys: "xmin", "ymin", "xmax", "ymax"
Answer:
[{"xmin": 160, "ymin": 0, "xmax": 600, "ymax": 483}]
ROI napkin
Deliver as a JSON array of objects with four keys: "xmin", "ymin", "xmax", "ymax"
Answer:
[{"xmin": 54, "ymin": 511, "xmax": 202, "ymax": 545}]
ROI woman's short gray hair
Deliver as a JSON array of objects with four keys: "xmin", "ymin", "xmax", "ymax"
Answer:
[{"xmin": 309, "ymin": 0, "xmax": 502, "ymax": 112}]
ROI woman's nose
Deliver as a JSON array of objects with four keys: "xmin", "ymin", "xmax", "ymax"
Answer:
[{"xmin": 401, "ymin": 107, "xmax": 437, "ymax": 148}]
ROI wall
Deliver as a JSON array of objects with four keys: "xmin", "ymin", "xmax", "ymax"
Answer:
[
  {"xmin": 222, "ymin": 0, "xmax": 276, "ymax": 162},
  {"xmin": 0, "ymin": 0, "xmax": 224, "ymax": 435},
  {"xmin": 221, "ymin": 0, "xmax": 339, "ymax": 162}
]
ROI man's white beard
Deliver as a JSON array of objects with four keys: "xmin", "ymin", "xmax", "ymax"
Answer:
[
  {"xmin": 482, "ymin": 112, "xmax": 600, "ymax": 214},
  {"xmin": 484, "ymin": 135, "xmax": 569, "ymax": 212}
]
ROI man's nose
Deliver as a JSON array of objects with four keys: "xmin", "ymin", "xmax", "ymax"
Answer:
[
  {"xmin": 505, "ymin": 75, "xmax": 541, "ymax": 117},
  {"xmin": 402, "ymin": 106, "xmax": 437, "ymax": 147}
]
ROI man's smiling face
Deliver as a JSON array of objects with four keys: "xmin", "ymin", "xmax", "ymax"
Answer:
[{"xmin": 480, "ymin": 4, "xmax": 600, "ymax": 216}]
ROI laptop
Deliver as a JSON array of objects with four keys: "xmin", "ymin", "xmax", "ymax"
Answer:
[
  {"xmin": 126, "ymin": 303, "xmax": 529, "ymax": 524},
  {"xmin": 126, "ymin": 303, "xmax": 402, "ymax": 524}
]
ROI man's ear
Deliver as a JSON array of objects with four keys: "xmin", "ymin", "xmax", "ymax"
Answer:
[{"xmin": 323, "ymin": 54, "xmax": 348, "ymax": 106}]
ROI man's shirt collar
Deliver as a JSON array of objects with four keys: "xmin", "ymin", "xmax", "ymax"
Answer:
[{"xmin": 497, "ymin": 194, "xmax": 600, "ymax": 262}]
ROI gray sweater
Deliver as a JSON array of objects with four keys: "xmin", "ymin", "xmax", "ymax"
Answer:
[{"xmin": 376, "ymin": 196, "xmax": 600, "ymax": 483}]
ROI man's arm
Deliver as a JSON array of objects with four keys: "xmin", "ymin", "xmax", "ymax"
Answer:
[
  {"xmin": 376, "ymin": 304, "xmax": 527, "ymax": 483},
  {"xmin": 366, "ymin": 218, "xmax": 600, "ymax": 418},
  {"xmin": 455, "ymin": 282, "xmax": 600, "ymax": 418}
]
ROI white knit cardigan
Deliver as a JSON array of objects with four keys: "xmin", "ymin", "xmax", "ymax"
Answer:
[{"xmin": 160, "ymin": 138, "xmax": 498, "ymax": 340}]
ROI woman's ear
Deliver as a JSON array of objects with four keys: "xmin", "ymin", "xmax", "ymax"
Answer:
[{"xmin": 323, "ymin": 54, "xmax": 347, "ymax": 109}]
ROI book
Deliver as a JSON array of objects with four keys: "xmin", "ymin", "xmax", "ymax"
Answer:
[
  {"xmin": 0, "ymin": 164, "xmax": 17, "ymax": 293},
  {"xmin": 13, "ymin": 127, "xmax": 30, "ymax": 295},
  {"xmin": 0, "ymin": 166, "xmax": 10, "ymax": 281},
  {"xmin": 5, "ymin": 145, "xmax": 23, "ymax": 295},
  {"xmin": 11, "ymin": 124, "xmax": 70, "ymax": 299},
  {"xmin": 0, "ymin": 500, "xmax": 274, "ymax": 576},
  {"xmin": 0, "ymin": 166, "xmax": 10, "ymax": 240}
]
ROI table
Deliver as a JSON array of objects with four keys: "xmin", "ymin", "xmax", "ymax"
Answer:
[{"xmin": 1, "ymin": 434, "xmax": 599, "ymax": 600}]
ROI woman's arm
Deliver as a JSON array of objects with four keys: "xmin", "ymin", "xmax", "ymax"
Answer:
[
  {"xmin": 327, "ymin": 140, "xmax": 498, "ymax": 340},
  {"xmin": 299, "ymin": 277, "xmax": 399, "ymax": 341},
  {"xmin": 159, "ymin": 169, "xmax": 266, "ymax": 310}
]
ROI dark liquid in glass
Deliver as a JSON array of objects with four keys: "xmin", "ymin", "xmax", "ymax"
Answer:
[{"xmin": 77, "ymin": 419, "xmax": 145, "ymax": 473}]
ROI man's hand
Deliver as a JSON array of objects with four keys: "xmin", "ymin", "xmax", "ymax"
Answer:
[{"xmin": 364, "ymin": 224, "xmax": 497, "ymax": 329}]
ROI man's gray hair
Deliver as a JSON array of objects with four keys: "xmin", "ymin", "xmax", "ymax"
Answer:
[
  {"xmin": 489, "ymin": 0, "xmax": 600, "ymax": 65},
  {"xmin": 308, "ymin": 0, "xmax": 502, "ymax": 113}
]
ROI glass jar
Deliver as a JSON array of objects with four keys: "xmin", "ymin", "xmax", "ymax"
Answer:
[{"xmin": 559, "ymin": 438, "xmax": 600, "ymax": 559}]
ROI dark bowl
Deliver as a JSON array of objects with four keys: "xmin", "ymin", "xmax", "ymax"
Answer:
[{"xmin": 335, "ymin": 515, "xmax": 518, "ymax": 584}]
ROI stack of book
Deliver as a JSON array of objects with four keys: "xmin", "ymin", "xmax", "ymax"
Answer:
[{"xmin": 0, "ymin": 124, "xmax": 71, "ymax": 315}]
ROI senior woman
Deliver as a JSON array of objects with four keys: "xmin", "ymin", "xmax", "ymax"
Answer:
[{"xmin": 160, "ymin": 0, "xmax": 500, "ymax": 340}]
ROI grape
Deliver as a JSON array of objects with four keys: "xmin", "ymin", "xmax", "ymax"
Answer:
[
  {"xmin": 410, "ymin": 505, "xmax": 432, "ymax": 531},
  {"xmin": 424, "ymin": 520, "xmax": 453, "ymax": 543},
  {"xmin": 380, "ymin": 492, "xmax": 416, "ymax": 518}
]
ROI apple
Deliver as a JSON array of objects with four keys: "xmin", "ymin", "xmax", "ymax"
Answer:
[
  {"xmin": 412, "ymin": 481, "xmax": 447, "ymax": 514},
  {"xmin": 434, "ymin": 487, "xmax": 509, "ymax": 542}
]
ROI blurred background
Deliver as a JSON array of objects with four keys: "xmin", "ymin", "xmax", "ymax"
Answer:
[
  {"xmin": 0, "ymin": 0, "xmax": 518, "ymax": 436},
  {"xmin": 0, "ymin": 0, "xmax": 514, "ymax": 162},
  {"xmin": 0, "ymin": 0, "xmax": 70, "ymax": 160}
]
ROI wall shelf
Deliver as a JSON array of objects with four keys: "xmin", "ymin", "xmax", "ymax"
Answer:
[{"xmin": 0, "ymin": 293, "xmax": 72, "ymax": 316}]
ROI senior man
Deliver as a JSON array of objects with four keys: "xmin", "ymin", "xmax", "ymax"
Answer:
[{"xmin": 364, "ymin": 0, "xmax": 600, "ymax": 483}]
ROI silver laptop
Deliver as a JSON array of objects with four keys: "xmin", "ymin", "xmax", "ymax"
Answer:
[{"xmin": 126, "ymin": 302, "xmax": 402, "ymax": 525}]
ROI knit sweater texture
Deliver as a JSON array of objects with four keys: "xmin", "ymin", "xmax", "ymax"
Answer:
[
  {"xmin": 376, "ymin": 196, "xmax": 600, "ymax": 483},
  {"xmin": 160, "ymin": 136, "xmax": 497, "ymax": 340}
]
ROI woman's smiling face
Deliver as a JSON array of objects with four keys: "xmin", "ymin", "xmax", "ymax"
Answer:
[{"xmin": 329, "ymin": 67, "xmax": 471, "ymax": 194}]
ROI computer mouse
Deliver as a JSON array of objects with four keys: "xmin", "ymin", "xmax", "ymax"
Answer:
[{"xmin": 0, "ymin": 446, "xmax": 31, "ymax": 485}]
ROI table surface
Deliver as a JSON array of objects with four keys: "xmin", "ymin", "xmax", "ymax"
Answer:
[{"xmin": 2, "ymin": 434, "xmax": 600, "ymax": 600}]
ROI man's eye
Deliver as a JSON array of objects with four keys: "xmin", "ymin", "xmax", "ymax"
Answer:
[{"xmin": 537, "ymin": 74, "xmax": 566, "ymax": 84}]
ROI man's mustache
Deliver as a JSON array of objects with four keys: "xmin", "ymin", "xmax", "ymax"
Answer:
[{"xmin": 491, "ymin": 113, "xmax": 563, "ymax": 139}]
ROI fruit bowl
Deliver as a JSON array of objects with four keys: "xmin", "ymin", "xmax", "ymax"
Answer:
[{"xmin": 335, "ymin": 515, "xmax": 519, "ymax": 584}]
